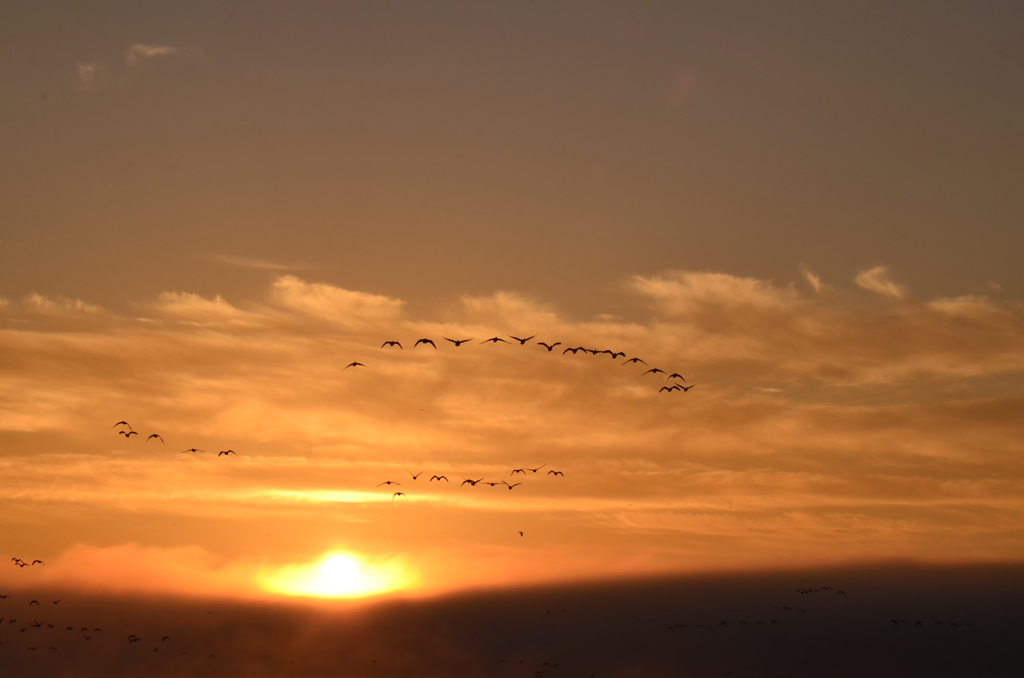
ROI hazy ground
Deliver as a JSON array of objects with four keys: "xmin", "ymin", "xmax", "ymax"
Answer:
[{"xmin": 1, "ymin": 561, "xmax": 1021, "ymax": 677}]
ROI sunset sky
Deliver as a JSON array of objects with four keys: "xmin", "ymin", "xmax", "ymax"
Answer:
[{"xmin": 2, "ymin": 2, "xmax": 1023, "ymax": 675}]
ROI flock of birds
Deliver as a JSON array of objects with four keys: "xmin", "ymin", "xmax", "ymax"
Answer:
[
  {"xmin": 111, "ymin": 421, "xmax": 236, "ymax": 456},
  {"xmin": 345, "ymin": 334, "xmax": 698, "ymax": 394}
]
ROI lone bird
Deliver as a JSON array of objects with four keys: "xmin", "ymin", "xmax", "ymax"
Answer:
[
  {"xmin": 146, "ymin": 434, "xmax": 163, "ymax": 442},
  {"xmin": 518, "ymin": 531, "xmax": 523, "ymax": 537},
  {"xmin": 537, "ymin": 342, "xmax": 561, "ymax": 351},
  {"xmin": 381, "ymin": 341, "xmax": 403, "ymax": 349},
  {"xmin": 443, "ymin": 337, "xmax": 473, "ymax": 347},
  {"xmin": 344, "ymin": 362, "xmax": 365, "ymax": 369},
  {"xmin": 414, "ymin": 338, "xmax": 437, "ymax": 348},
  {"xmin": 217, "ymin": 450, "xmax": 236, "ymax": 457},
  {"xmin": 508, "ymin": 334, "xmax": 537, "ymax": 345}
]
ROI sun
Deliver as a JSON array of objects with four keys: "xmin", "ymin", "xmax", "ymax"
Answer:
[{"xmin": 261, "ymin": 551, "xmax": 408, "ymax": 599}]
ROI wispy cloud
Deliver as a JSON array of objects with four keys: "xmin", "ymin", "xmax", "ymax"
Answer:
[
  {"xmin": 855, "ymin": 265, "xmax": 907, "ymax": 299},
  {"xmin": 76, "ymin": 61, "xmax": 98, "ymax": 88},
  {"xmin": 202, "ymin": 253, "xmax": 304, "ymax": 271},
  {"xmin": 126, "ymin": 43, "xmax": 205, "ymax": 66}
]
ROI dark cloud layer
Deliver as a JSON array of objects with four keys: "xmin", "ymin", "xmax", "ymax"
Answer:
[{"xmin": 1, "ymin": 562, "xmax": 1021, "ymax": 677}]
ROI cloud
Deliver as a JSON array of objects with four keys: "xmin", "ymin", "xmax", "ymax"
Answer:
[
  {"xmin": 76, "ymin": 61, "xmax": 98, "ymax": 88},
  {"xmin": 126, "ymin": 43, "xmax": 205, "ymax": 66},
  {"xmin": 801, "ymin": 266, "xmax": 823, "ymax": 293},
  {"xmin": 23, "ymin": 293, "xmax": 103, "ymax": 315},
  {"xmin": 855, "ymin": 265, "xmax": 907, "ymax": 299},
  {"xmin": 202, "ymin": 253, "xmax": 304, "ymax": 271}
]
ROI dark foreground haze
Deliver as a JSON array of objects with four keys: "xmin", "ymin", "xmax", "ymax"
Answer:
[{"xmin": 1, "ymin": 562, "xmax": 1021, "ymax": 678}]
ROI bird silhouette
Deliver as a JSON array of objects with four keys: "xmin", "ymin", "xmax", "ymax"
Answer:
[
  {"xmin": 547, "ymin": 470, "xmax": 564, "ymax": 476},
  {"xmin": 678, "ymin": 384, "xmax": 698, "ymax": 392},
  {"xmin": 443, "ymin": 337, "xmax": 473, "ymax": 347},
  {"xmin": 562, "ymin": 346, "xmax": 582, "ymax": 354},
  {"xmin": 377, "ymin": 480, "xmax": 401, "ymax": 486},
  {"xmin": 526, "ymin": 465, "xmax": 546, "ymax": 473},
  {"xmin": 429, "ymin": 475, "xmax": 449, "ymax": 482},
  {"xmin": 113, "ymin": 421, "xmax": 132, "ymax": 429},
  {"xmin": 181, "ymin": 448, "xmax": 204, "ymax": 454},
  {"xmin": 483, "ymin": 481, "xmax": 504, "ymax": 487},
  {"xmin": 392, "ymin": 492, "xmax": 406, "ymax": 500},
  {"xmin": 643, "ymin": 368, "xmax": 666, "ymax": 376},
  {"xmin": 146, "ymin": 434, "xmax": 163, "ymax": 442},
  {"xmin": 381, "ymin": 341, "xmax": 403, "ymax": 349},
  {"xmin": 518, "ymin": 531, "xmax": 523, "ymax": 536},
  {"xmin": 659, "ymin": 385, "xmax": 681, "ymax": 393},
  {"xmin": 461, "ymin": 478, "xmax": 483, "ymax": 487},
  {"xmin": 538, "ymin": 342, "xmax": 561, "ymax": 351},
  {"xmin": 344, "ymin": 361, "xmax": 365, "ymax": 369},
  {"xmin": 119, "ymin": 430, "xmax": 138, "ymax": 438},
  {"xmin": 414, "ymin": 338, "xmax": 437, "ymax": 348},
  {"xmin": 511, "ymin": 468, "xmax": 526, "ymax": 475},
  {"xmin": 623, "ymin": 357, "xmax": 647, "ymax": 365},
  {"xmin": 665, "ymin": 373, "xmax": 686, "ymax": 382},
  {"xmin": 407, "ymin": 470, "xmax": 424, "ymax": 479},
  {"xmin": 482, "ymin": 336, "xmax": 510, "ymax": 344},
  {"xmin": 508, "ymin": 334, "xmax": 537, "ymax": 345},
  {"xmin": 217, "ymin": 450, "xmax": 236, "ymax": 456},
  {"xmin": 29, "ymin": 600, "xmax": 39, "ymax": 605},
  {"xmin": 506, "ymin": 482, "xmax": 522, "ymax": 490}
]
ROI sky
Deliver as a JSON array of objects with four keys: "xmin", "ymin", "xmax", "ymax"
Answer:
[{"xmin": 2, "ymin": 2, "xmax": 1023, "ymax": 675}]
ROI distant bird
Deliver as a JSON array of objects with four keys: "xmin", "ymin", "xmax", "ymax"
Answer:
[
  {"xmin": 429, "ymin": 475, "xmax": 449, "ymax": 482},
  {"xmin": 217, "ymin": 450, "xmax": 236, "ymax": 456},
  {"xmin": 666, "ymin": 373, "xmax": 686, "ymax": 382},
  {"xmin": 537, "ymin": 342, "xmax": 561, "ymax": 351},
  {"xmin": 511, "ymin": 468, "xmax": 526, "ymax": 475},
  {"xmin": 518, "ymin": 531, "xmax": 523, "ymax": 537},
  {"xmin": 146, "ymin": 434, "xmax": 163, "ymax": 442},
  {"xmin": 547, "ymin": 470, "xmax": 564, "ymax": 476},
  {"xmin": 51, "ymin": 600, "xmax": 60, "ymax": 605},
  {"xmin": 481, "ymin": 336, "xmax": 510, "ymax": 344},
  {"xmin": 623, "ymin": 357, "xmax": 647, "ymax": 365},
  {"xmin": 659, "ymin": 385, "xmax": 681, "ymax": 393},
  {"xmin": 461, "ymin": 478, "xmax": 483, "ymax": 487},
  {"xmin": 29, "ymin": 600, "xmax": 39, "ymax": 605},
  {"xmin": 119, "ymin": 430, "xmax": 138, "ymax": 438},
  {"xmin": 526, "ymin": 464, "xmax": 546, "ymax": 473},
  {"xmin": 643, "ymin": 368, "xmax": 665, "ymax": 376},
  {"xmin": 414, "ymin": 338, "xmax": 437, "ymax": 348},
  {"xmin": 836, "ymin": 590, "xmax": 847, "ymax": 596},
  {"xmin": 678, "ymin": 384, "xmax": 698, "ymax": 392},
  {"xmin": 377, "ymin": 480, "xmax": 401, "ymax": 486},
  {"xmin": 407, "ymin": 470, "xmax": 424, "ymax": 480},
  {"xmin": 392, "ymin": 492, "xmax": 406, "ymax": 501},
  {"xmin": 181, "ymin": 448, "xmax": 204, "ymax": 454},
  {"xmin": 506, "ymin": 483, "xmax": 522, "ymax": 490},
  {"xmin": 483, "ymin": 481, "xmax": 504, "ymax": 487},
  {"xmin": 562, "ymin": 347, "xmax": 582, "ymax": 354},
  {"xmin": 162, "ymin": 637, "xmax": 171, "ymax": 642},
  {"xmin": 344, "ymin": 362, "xmax": 365, "ymax": 369},
  {"xmin": 113, "ymin": 421, "xmax": 132, "ymax": 430},
  {"xmin": 31, "ymin": 621, "xmax": 43, "ymax": 627},
  {"xmin": 381, "ymin": 341, "xmax": 403, "ymax": 349},
  {"xmin": 509, "ymin": 334, "xmax": 536, "ymax": 345},
  {"xmin": 443, "ymin": 337, "xmax": 473, "ymax": 347}
]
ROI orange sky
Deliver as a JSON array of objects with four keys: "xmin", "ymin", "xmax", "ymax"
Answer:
[{"xmin": 2, "ymin": 0, "xmax": 1023, "ymax": 615}]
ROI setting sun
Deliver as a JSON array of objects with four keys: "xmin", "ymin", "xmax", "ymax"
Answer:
[{"xmin": 261, "ymin": 552, "xmax": 409, "ymax": 599}]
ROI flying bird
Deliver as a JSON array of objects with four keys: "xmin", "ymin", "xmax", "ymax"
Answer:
[
  {"xmin": 429, "ymin": 475, "xmax": 449, "ymax": 482},
  {"xmin": 659, "ymin": 385, "xmax": 681, "ymax": 393},
  {"xmin": 511, "ymin": 468, "xmax": 526, "ymax": 475},
  {"xmin": 483, "ymin": 481, "xmax": 504, "ymax": 487},
  {"xmin": 666, "ymin": 373, "xmax": 687, "ymax": 382},
  {"xmin": 381, "ymin": 341, "xmax": 403, "ymax": 349},
  {"xmin": 51, "ymin": 600, "xmax": 60, "ymax": 604},
  {"xmin": 461, "ymin": 478, "xmax": 483, "ymax": 487},
  {"xmin": 217, "ymin": 450, "xmax": 236, "ymax": 456},
  {"xmin": 678, "ymin": 384, "xmax": 698, "ymax": 392},
  {"xmin": 344, "ymin": 362, "xmax": 365, "ymax": 369},
  {"xmin": 526, "ymin": 464, "xmax": 546, "ymax": 473},
  {"xmin": 113, "ymin": 421, "xmax": 132, "ymax": 430},
  {"xmin": 508, "ymin": 334, "xmax": 537, "ymax": 345},
  {"xmin": 537, "ymin": 342, "xmax": 561, "ymax": 351},
  {"xmin": 414, "ymin": 338, "xmax": 437, "ymax": 348},
  {"xmin": 547, "ymin": 470, "xmax": 564, "ymax": 476},
  {"xmin": 518, "ymin": 531, "xmax": 524, "ymax": 537},
  {"xmin": 181, "ymin": 448, "xmax": 204, "ymax": 454},
  {"xmin": 506, "ymin": 483, "xmax": 522, "ymax": 490},
  {"xmin": 407, "ymin": 470, "xmax": 424, "ymax": 480},
  {"xmin": 119, "ymin": 430, "xmax": 138, "ymax": 438},
  {"xmin": 623, "ymin": 357, "xmax": 647, "ymax": 365},
  {"xmin": 481, "ymin": 336, "xmax": 510, "ymax": 344},
  {"xmin": 377, "ymin": 480, "xmax": 401, "ymax": 486},
  {"xmin": 643, "ymin": 368, "xmax": 666, "ymax": 376},
  {"xmin": 29, "ymin": 600, "xmax": 39, "ymax": 605},
  {"xmin": 392, "ymin": 492, "xmax": 406, "ymax": 501},
  {"xmin": 562, "ymin": 346, "xmax": 582, "ymax": 354},
  {"xmin": 443, "ymin": 337, "xmax": 473, "ymax": 347},
  {"xmin": 146, "ymin": 434, "xmax": 163, "ymax": 442}
]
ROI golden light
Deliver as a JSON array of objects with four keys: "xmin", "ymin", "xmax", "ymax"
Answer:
[{"xmin": 260, "ymin": 551, "xmax": 410, "ymax": 599}]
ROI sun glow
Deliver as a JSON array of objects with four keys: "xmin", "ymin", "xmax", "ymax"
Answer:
[{"xmin": 260, "ymin": 552, "xmax": 409, "ymax": 598}]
